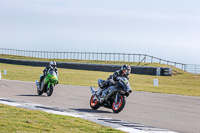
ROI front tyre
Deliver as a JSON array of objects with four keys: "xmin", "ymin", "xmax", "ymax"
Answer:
[
  {"xmin": 112, "ymin": 95, "xmax": 126, "ymax": 113},
  {"xmin": 47, "ymin": 84, "xmax": 54, "ymax": 96},
  {"xmin": 90, "ymin": 95, "xmax": 100, "ymax": 110}
]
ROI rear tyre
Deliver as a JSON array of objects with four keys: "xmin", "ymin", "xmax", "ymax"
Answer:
[
  {"xmin": 37, "ymin": 88, "xmax": 43, "ymax": 96},
  {"xmin": 90, "ymin": 95, "xmax": 100, "ymax": 110},
  {"xmin": 47, "ymin": 84, "xmax": 54, "ymax": 96},
  {"xmin": 112, "ymin": 95, "xmax": 126, "ymax": 113}
]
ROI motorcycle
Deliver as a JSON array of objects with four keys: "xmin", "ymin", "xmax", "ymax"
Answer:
[
  {"xmin": 89, "ymin": 77, "xmax": 132, "ymax": 113},
  {"xmin": 35, "ymin": 69, "xmax": 58, "ymax": 96}
]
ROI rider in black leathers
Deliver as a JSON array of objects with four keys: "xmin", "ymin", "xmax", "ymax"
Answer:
[
  {"xmin": 39, "ymin": 61, "xmax": 58, "ymax": 87},
  {"xmin": 100, "ymin": 64, "xmax": 131, "ymax": 89}
]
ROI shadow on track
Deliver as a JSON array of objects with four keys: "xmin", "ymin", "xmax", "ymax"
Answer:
[
  {"xmin": 16, "ymin": 94, "xmax": 46, "ymax": 97},
  {"xmin": 70, "ymin": 108, "xmax": 112, "ymax": 114}
]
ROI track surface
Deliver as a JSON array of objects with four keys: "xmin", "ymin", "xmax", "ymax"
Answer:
[{"xmin": 0, "ymin": 79, "xmax": 200, "ymax": 133}]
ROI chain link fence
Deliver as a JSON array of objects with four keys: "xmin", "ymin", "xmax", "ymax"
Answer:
[{"xmin": 0, "ymin": 48, "xmax": 199, "ymax": 74}]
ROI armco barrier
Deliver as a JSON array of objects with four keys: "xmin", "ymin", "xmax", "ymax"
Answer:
[{"xmin": 0, "ymin": 58, "xmax": 172, "ymax": 76}]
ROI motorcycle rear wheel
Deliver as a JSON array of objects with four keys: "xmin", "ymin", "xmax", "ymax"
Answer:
[
  {"xmin": 90, "ymin": 95, "xmax": 100, "ymax": 110},
  {"xmin": 112, "ymin": 95, "xmax": 126, "ymax": 113},
  {"xmin": 37, "ymin": 88, "xmax": 43, "ymax": 96}
]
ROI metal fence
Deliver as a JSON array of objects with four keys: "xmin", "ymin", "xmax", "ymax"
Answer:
[
  {"xmin": 185, "ymin": 64, "xmax": 200, "ymax": 74},
  {"xmin": 0, "ymin": 48, "xmax": 199, "ymax": 74}
]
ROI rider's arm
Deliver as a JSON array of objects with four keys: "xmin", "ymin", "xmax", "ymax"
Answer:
[
  {"xmin": 55, "ymin": 68, "xmax": 58, "ymax": 75},
  {"xmin": 126, "ymin": 75, "xmax": 129, "ymax": 80},
  {"xmin": 113, "ymin": 70, "xmax": 120, "ymax": 81},
  {"xmin": 43, "ymin": 66, "xmax": 49, "ymax": 75}
]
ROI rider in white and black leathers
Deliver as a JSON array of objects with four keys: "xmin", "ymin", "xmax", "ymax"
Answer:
[
  {"xmin": 101, "ymin": 64, "xmax": 131, "ymax": 88},
  {"xmin": 39, "ymin": 61, "xmax": 58, "ymax": 86}
]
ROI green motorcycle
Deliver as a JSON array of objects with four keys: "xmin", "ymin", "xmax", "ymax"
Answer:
[{"xmin": 36, "ymin": 70, "xmax": 58, "ymax": 96}]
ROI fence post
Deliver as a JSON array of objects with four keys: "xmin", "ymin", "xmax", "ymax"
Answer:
[
  {"xmin": 41, "ymin": 51, "xmax": 42, "ymax": 58},
  {"xmin": 139, "ymin": 54, "xmax": 141, "ymax": 62},
  {"xmin": 185, "ymin": 65, "xmax": 187, "ymax": 72},
  {"xmin": 74, "ymin": 52, "xmax": 76, "ymax": 59}
]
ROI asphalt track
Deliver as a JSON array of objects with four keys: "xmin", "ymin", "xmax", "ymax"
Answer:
[{"xmin": 0, "ymin": 79, "xmax": 200, "ymax": 133}]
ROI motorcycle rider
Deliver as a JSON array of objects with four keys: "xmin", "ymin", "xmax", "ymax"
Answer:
[
  {"xmin": 98, "ymin": 64, "xmax": 131, "ymax": 94},
  {"xmin": 39, "ymin": 61, "xmax": 58, "ymax": 88}
]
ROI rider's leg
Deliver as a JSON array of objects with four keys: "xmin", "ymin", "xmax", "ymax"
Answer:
[{"xmin": 39, "ymin": 75, "xmax": 44, "ymax": 86}]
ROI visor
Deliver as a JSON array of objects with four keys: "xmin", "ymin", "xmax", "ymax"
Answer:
[
  {"xmin": 51, "ymin": 65, "xmax": 56, "ymax": 67},
  {"xmin": 125, "ymin": 69, "xmax": 131, "ymax": 74}
]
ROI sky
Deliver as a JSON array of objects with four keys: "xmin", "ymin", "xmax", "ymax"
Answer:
[{"xmin": 0, "ymin": 0, "xmax": 200, "ymax": 64}]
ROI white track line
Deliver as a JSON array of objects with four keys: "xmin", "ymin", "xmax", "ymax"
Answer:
[{"xmin": 0, "ymin": 97, "xmax": 178, "ymax": 133}]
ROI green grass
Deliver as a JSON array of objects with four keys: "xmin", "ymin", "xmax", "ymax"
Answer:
[{"xmin": 0, "ymin": 104, "xmax": 123, "ymax": 133}]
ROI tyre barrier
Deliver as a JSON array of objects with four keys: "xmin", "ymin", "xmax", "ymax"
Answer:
[{"xmin": 0, "ymin": 58, "xmax": 172, "ymax": 76}]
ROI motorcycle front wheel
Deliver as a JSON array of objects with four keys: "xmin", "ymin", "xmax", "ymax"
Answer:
[
  {"xmin": 90, "ymin": 95, "xmax": 100, "ymax": 110},
  {"xmin": 47, "ymin": 84, "xmax": 54, "ymax": 96},
  {"xmin": 112, "ymin": 95, "xmax": 126, "ymax": 113}
]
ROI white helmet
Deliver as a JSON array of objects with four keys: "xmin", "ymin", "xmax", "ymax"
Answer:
[{"xmin": 49, "ymin": 61, "xmax": 56, "ymax": 68}]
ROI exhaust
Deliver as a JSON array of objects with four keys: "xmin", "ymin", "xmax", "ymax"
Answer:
[
  {"xmin": 90, "ymin": 87, "xmax": 96, "ymax": 95},
  {"xmin": 36, "ymin": 80, "xmax": 39, "ymax": 87}
]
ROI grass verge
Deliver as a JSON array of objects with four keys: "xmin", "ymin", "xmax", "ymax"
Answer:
[{"xmin": 0, "ymin": 104, "xmax": 123, "ymax": 133}]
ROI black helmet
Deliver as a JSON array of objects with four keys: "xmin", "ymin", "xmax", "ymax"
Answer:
[
  {"xmin": 49, "ymin": 61, "xmax": 56, "ymax": 68},
  {"xmin": 121, "ymin": 64, "xmax": 131, "ymax": 75}
]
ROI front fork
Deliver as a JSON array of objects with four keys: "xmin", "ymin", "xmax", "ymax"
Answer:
[
  {"xmin": 47, "ymin": 82, "xmax": 55, "ymax": 89},
  {"xmin": 47, "ymin": 82, "xmax": 51, "ymax": 89},
  {"xmin": 115, "ymin": 92, "xmax": 119, "ymax": 104},
  {"xmin": 90, "ymin": 87, "xmax": 105, "ymax": 104}
]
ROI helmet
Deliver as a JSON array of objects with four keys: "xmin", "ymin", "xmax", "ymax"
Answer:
[
  {"xmin": 121, "ymin": 64, "xmax": 131, "ymax": 75},
  {"xmin": 49, "ymin": 61, "xmax": 56, "ymax": 68}
]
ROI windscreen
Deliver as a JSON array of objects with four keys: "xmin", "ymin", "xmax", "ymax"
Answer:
[
  {"xmin": 49, "ymin": 70, "xmax": 56, "ymax": 76},
  {"xmin": 117, "ymin": 77, "xmax": 132, "ymax": 93}
]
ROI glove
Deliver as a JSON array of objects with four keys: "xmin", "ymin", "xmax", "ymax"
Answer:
[
  {"xmin": 110, "ymin": 79, "xmax": 115, "ymax": 84},
  {"xmin": 116, "ymin": 77, "xmax": 123, "ymax": 82}
]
